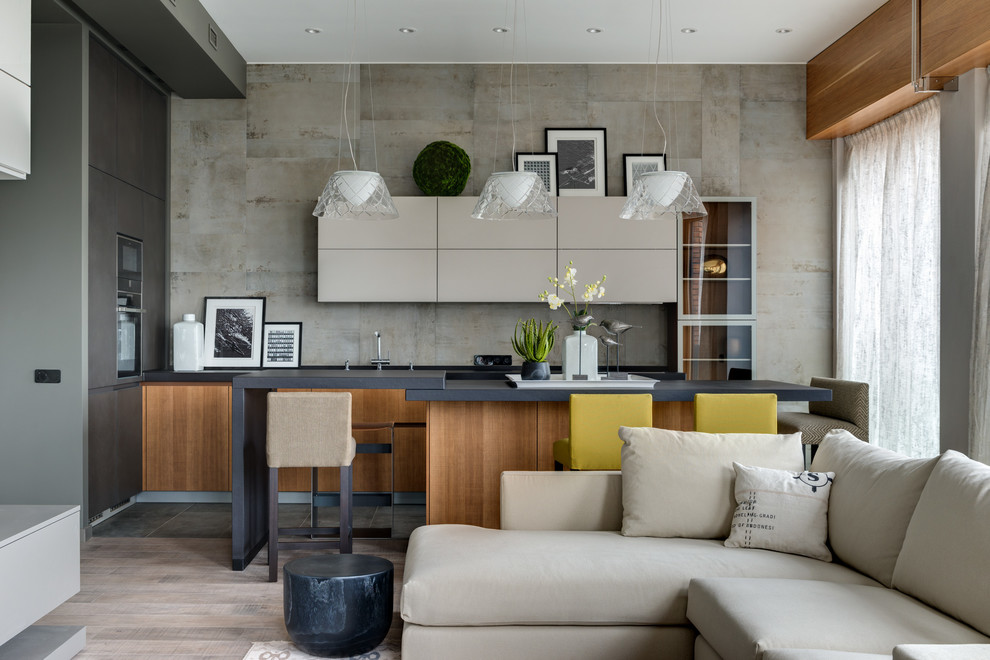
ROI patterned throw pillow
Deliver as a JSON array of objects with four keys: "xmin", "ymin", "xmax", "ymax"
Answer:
[{"xmin": 724, "ymin": 462, "xmax": 835, "ymax": 561}]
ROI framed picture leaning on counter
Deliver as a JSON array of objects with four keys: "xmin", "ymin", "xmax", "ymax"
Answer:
[
  {"xmin": 203, "ymin": 296, "xmax": 266, "ymax": 368},
  {"xmin": 262, "ymin": 322, "xmax": 302, "ymax": 368}
]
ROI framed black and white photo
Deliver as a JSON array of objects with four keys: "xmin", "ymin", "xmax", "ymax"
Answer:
[
  {"xmin": 515, "ymin": 152, "xmax": 558, "ymax": 196},
  {"xmin": 545, "ymin": 128, "xmax": 607, "ymax": 196},
  {"xmin": 623, "ymin": 154, "xmax": 667, "ymax": 196},
  {"xmin": 203, "ymin": 297, "xmax": 266, "ymax": 368},
  {"xmin": 262, "ymin": 322, "xmax": 302, "ymax": 369}
]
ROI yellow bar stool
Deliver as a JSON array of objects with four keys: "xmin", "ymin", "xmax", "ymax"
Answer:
[
  {"xmin": 267, "ymin": 391, "xmax": 357, "ymax": 582},
  {"xmin": 553, "ymin": 393, "xmax": 654, "ymax": 470},
  {"xmin": 693, "ymin": 393, "xmax": 778, "ymax": 433}
]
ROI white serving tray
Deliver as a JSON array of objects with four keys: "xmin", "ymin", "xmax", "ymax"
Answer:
[{"xmin": 506, "ymin": 374, "xmax": 657, "ymax": 389}]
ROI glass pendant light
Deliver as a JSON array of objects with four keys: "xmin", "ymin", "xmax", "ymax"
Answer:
[
  {"xmin": 472, "ymin": 0, "xmax": 556, "ymax": 220},
  {"xmin": 619, "ymin": 0, "xmax": 706, "ymax": 221},
  {"xmin": 313, "ymin": 0, "xmax": 398, "ymax": 221}
]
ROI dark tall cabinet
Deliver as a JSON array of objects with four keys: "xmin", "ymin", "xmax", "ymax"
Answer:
[{"xmin": 87, "ymin": 37, "xmax": 167, "ymax": 519}]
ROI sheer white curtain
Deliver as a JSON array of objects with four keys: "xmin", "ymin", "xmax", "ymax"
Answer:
[
  {"xmin": 971, "ymin": 67, "xmax": 990, "ymax": 464},
  {"xmin": 836, "ymin": 98, "xmax": 941, "ymax": 458}
]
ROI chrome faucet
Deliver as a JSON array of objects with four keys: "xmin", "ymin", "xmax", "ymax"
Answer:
[{"xmin": 371, "ymin": 331, "xmax": 391, "ymax": 370}]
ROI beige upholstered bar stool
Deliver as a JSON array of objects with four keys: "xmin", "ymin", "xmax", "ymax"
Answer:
[{"xmin": 267, "ymin": 391, "xmax": 357, "ymax": 582}]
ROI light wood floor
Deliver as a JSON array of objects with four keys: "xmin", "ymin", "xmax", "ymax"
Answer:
[{"xmin": 39, "ymin": 537, "xmax": 407, "ymax": 659}]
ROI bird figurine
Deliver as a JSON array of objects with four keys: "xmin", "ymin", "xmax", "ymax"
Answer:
[
  {"xmin": 600, "ymin": 319, "xmax": 640, "ymax": 336},
  {"xmin": 598, "ymin": 335, "xmax": 621, "ymax": 377},
  {"xmin": 573, "ymin": 313, "xmax": 595, "ymax": 328}
]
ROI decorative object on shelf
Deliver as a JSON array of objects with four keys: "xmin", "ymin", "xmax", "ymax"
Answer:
[
  {"xmin": 173, "ymin": 313, "xmax": 205, "ymax": 372},
  {"xmin": 619, "ymin": 0, "xmax": 707, "ymax": 221},
  {"xmin": 598, "ymin": 333, "xmax": 621, "ymax": 378},
  {"xmin": 312, "ymin": 0, "xmax": 398, "ymax": 221},
  {"xmin": 262, "ymin": 322, "xmax": 303, "ymax": 368},
  {"xmin": 510, "ymin": 318, "xmax": 557, "ymax": 380},
  {"xmin": 203, "ymin": 297, "xmax": 266, "ymax": 368},
  {"xmin": 622, "ymin": 154, "xmax": 666, "ymax": 197},
  {"xmin": 413, "ymin": 141, "xmax": 471, "ymax": 196},
  {"xmin": 515, "ymin": 152, "xmax": 558, "ymax": 195},
  {"xmin": 546, "ymin": 128, "xmax": 607, "ymax": 196},
  {"xmin": 540, "ymin": 261, "xmax": 606, "ymax": 380},
  {"xmin": 600, "ymin": 318, "xmax": 641, "ymax": 374},
  {"xmin": 703, "ymin": 254, "xmax": 728, "ymax": 277},
  {"xmin": 472, "ymin": 0, "xmax": 556, "ymax": 221}
]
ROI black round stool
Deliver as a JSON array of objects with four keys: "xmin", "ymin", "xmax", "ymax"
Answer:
[{"xmin": 283, "ymin": 554, "xmax": 394, "ymax": 657}]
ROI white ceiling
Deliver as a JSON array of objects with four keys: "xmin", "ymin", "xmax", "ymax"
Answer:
[{"xmin": 199, "ymin": 0, "xmax": 888, "ymax": 65}]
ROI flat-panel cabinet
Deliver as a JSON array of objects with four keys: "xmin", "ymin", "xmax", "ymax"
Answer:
[
  {"xmin": 556, "ymin": 197, "xmax": 676, "ymax": 249},
  {"xmin": 438, "ymin": 249, "xmax": 556, "ymax": 302},
  {"xmin": 0, "ymin": 0, "xmax": 30, "ymax": 179},
  {"xmin": 143, "ymin": 384, "xmax": 231, "ymax": 492},
  {"xmin": 437, "ymin": 196, "xmax": 556, "ymax": 249},
  {"xmin": 318, "ymin": 196, "xmax": 437, "ymax": 249},
  {"xmin": 88, "ymin": 384, "xmax": 142, "ymax": 517},
  {"xmin": 558, "ymin": 249, "xmax": 677, "ymax": 303},
  {"xmin": 318, "ymin": 249, "xmax": 438, "ymax": 303}
]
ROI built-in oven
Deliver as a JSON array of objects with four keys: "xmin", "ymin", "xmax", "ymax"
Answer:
[{"xmin": 116, "ymin": 234, "xmax": 144, "ymax": 378}]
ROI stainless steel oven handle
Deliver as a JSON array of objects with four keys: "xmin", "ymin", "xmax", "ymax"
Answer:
[{"xmin": 116, "ymin": 306, "xmax": 147, "ymax": 313}]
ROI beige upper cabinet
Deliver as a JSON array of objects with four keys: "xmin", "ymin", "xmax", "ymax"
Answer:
[
  {"xmin": 437, "ymin": 197, "xmax": 557, "ymax": 302},
  {"xmin": 316, "ymin": 195, "xmax": 679, "ymax": 303},
  {"xmin": 0, "ymin": 0, "xmax": 30, "ymax": 179},
  {"xmin": 556, "ymin": 197, "xmax": 677, "ymax": 303}
]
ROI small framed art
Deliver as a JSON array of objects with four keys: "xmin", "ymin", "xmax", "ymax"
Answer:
[
  {"xmin": 515, "ymin": 152, "xmax": 558, "ymax": 195},
  {"xmin": 262, "ymin": 322, "xmax": 302, "ymax": 368},
  {"xmin": 622, "ymin": 154, "xmax": 667, "ymax": 196},
  {"xmin": 203, "ymin": 297, "xmax": 266, "ymax": 368},
  {"xmin": 545, "ymin": 128, "xmax": 607, "ymax": 196}
]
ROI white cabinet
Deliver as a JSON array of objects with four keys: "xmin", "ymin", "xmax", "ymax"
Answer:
[
  {"xmin": 316, "ymin": 195, "xmax": 679, "ymax": 304},
  {"xmin": 317, "ymin": 197, "xmax": 438, "ymax": 302},
  {"xmin": 556, "ymin": 197, "xmax": 677, "ymax": 303},
  {"xmin": 0, "ymin": 505, "xmax": 85, "ymax": 657},
  {"xmin": 437, "ymin": 196, "xmax": 556, "ymax": 302},
  {"xmin": 318, "ymin": 196, "xmax": 437, "ymax": 249},
  {"xmin": 438, "ymin": 249, "xmax": 556, "ymax": 302},
  {"xmin": 0, "ymin": 0, "xmax": 30, "ymax": 180}
]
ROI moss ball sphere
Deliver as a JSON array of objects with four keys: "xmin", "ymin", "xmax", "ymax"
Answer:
[{"xmin": 413, "ymin": 141, "xmax": 471, "ymax": 196}]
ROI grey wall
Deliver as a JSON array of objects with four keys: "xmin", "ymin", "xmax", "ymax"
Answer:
[
  {"xmin": 0, "ymin": 24, "xmax": 87, "ymax": 507},
  {"xmin": 170, "ymin": 63, "xmax": 833, "ymax": 383},
  {"xmin": 939, "ymin": 69, "xmax": 988, "ymax": 454}
]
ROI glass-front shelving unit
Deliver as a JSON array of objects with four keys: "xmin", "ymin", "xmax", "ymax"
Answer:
[{"xmin": 678, "ymin": 198, "xmax": 757, "ymax": 380}]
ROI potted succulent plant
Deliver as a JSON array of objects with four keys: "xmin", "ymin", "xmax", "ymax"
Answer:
[{"xmin": 511, "ymin": 318, "xmax": 558, "ymax": 380}]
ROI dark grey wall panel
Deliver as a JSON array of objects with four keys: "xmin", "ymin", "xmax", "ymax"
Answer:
[
  {"xmin": 88, "ymin": 37, "xmax": 115, "ymax": 173},
  {"xmin": 88, "ymin": 167, "xmax": 117, "ymax": 389},
  {"xmin": 116, "ymin": 384, "xmax": 143, "ymax": 503},
  {"xmin": 0, "ymin": 24, "xmax": 88, "ymax": 509},
  {"xmin": 143, "ymin": 193, "xmax": 166, "ymax": 371},
  {"xmin": 87, "ymin": 389, "xmax": 117, "ymax": 515}
]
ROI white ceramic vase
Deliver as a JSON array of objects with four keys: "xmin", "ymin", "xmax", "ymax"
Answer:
[{"xmin": 562, "ymin": 329, "xmax": 599, "ymax": 380}]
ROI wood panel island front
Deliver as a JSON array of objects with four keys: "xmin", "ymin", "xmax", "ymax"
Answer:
[{"xmin": 224, "ymin": 370, "xmax": 829, "ymax": 571}]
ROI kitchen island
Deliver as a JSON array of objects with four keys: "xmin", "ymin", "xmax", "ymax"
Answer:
[{"xmin": 229, "ymin": 369, "xmax": 829, "ymax": 570}]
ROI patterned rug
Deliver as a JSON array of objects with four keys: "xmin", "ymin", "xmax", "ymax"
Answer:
[{"xmin": 243, "ymin": 640, "xmax": 400, "ymax": 660}]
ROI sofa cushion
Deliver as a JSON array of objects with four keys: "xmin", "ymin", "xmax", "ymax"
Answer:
[
  {"xmin": 687, "ymin": 578, "xmax": 990, "ymax": 659},
  {"xmin": 894, "ymin": 646, "xmax": 990, "ymax": 660},
  {"xmin": 724, "ymin": 463, "xmax": 834, "ymax": 561},
  {"xmin": 618, "ymin": 427, "xmax": 804, "ymax": 538},
  {"xmin": 401, "ymin": 525, "xmax": 876, "ymax": 627},
  {"xmin": 892, "ymin": 451, "xmax": 990, "ymax": 637},
  {"xmin": 810, "ymin": 429, "xmax": 938, "ymax": 587},
  {"xmin": 763, "ymin": 650, "xmax": 891, "ymax": 660}
]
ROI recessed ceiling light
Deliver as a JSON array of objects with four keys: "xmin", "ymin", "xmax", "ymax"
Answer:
[
  {"xmin": 304, "ymin": 28, "xmax": 322, "ymax": 35},
  {"xmin": 776, "ymin": 28, "xmax": 793, "ymax": 34},
  {"xmin": 586, "ymin": 27, "xmax": 603, "ymax": 34},
  {"xmin": 680, "ymin": 27, "xmax": 697, "ymax": 34},
  {"xmin": 492, "ymin": 27, "xmax": 509, "ymax": 33},
  {"xmin": 399, "ymin": 27, "xmax": 416, "ymax": 34}
]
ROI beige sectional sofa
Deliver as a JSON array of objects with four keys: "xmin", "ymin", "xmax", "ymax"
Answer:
[{"xmin": 400, "ymin": 430, "xmax": 990, "ymax": 659}]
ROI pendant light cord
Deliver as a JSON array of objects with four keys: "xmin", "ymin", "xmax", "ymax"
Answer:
[
  {"xmin": 338, "ymin": 0, "xmax": 359, "ymax": 171},
  {"xmin": 638, "ymin": 0, "xmax": 659, "ymax": 156},
  {"xmin": 651, "ymin": 0, "xmax": 669, "ymax": 158}
]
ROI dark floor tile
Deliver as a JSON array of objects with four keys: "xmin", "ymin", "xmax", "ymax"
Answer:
[
  {"xmin": 186, "ymin": 502, "xmax": 233, "ymax": 514},
  {"xmin": 92, "ymin": 503, "xmax": 192, "ymax": 537},
  {"xmin": 154, "ymin": 511, "xmax": 233, "ymax": 538}
]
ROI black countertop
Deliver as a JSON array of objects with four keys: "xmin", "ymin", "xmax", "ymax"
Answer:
[
  {"xmin": 404, "ymin": 378, "xmax": 830, "ymax": 402},
  {"xmin": 231, "ymin": 369, "xmax": 446, "ymax": 390}
]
